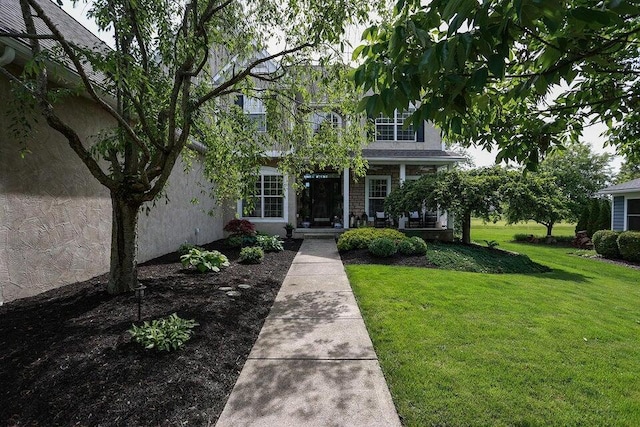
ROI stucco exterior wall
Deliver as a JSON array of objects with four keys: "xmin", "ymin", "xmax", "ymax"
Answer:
[{"xmin": 0, "ymin": 76, "xmax": 223, "ymax": 304}]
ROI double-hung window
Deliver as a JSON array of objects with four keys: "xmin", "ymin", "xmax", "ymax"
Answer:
[
  {"xmin": 375, "ymin": 108, "xmax": 416, "ymax": 142},
  {"xmin": 628, "ymin": 199, "xmax": 640, "ymax": 231},
  {"xmin": 366, "ymin": 176, "xmax": 391, "ymax": 216},
  {"xmin": 237, "ymin": 96, "xmax": 267, "ymax": 132},
  {"xmin": 312, "ymin": 111, "xmax": 341, "ymax": 133},
  {"xmin": 241, "ymin": 168, "xmax": 286, "ymax": 220}
]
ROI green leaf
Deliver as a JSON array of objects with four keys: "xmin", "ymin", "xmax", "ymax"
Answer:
[{"xmin": 487, "ymin": 54, "xmax": 505, "ymax": 78}]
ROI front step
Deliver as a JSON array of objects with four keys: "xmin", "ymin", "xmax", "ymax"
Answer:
[{"xmin": 294, "ymin": 228, "xmax": 345, "ymax": 239}]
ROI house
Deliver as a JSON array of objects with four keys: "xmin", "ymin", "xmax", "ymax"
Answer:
[
  {"xmin": 598, "ymin": 178, "xmax": 640, "ymax": 231},
  {"xmin": 0, "ymin": 0, "xmax": 462, "ymax": 304},
  {"xmin": 229, "ymin": 93, "xmax": 464, "ymax": 237}
]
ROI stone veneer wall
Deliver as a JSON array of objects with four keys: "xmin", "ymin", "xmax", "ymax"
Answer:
[{"xmin": 0, "ymin": 77, "xmax": 223, "ymax": 304}]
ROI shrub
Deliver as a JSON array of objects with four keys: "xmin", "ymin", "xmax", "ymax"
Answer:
[
  {"xmin": 397, "ymin": 239, "xmax": 416, "ymax": 255},
  {"xmin": 225, "ymin": 235, "xmax": 244, "ymax": 248},
  {"xmin": 337, "ymin": 228, "xmax": 406, "ymax": 251},
  {"xmin": 239, "ymin": 246, "xmax": 264, "ymax": 264},
  {"xmin": 256, "ymin": 235, "xmax": 284, "ymax": 252},
  {"xmin": 483, "ymin": 240, "xmax": 500, "ymax": 249},
  {"xmin": 178, "ymin": 242, "xmax": 202, "ymax": 256},
  {"xmin": 617, "ymin": 231, "xmax": 640, "ymax": 262},
  {"xmin": 410, "ymin": 236, "xmax": 428, "ymax": 255},
  {"xmin": 129, "ymin": 313, "xmax": 198, "ymax": 351},
  {"xmin": 513, "ymin": 233, "xmax": 531, "ymax": 242},
  {"xmin": 368, "ymin": 237, "xmax": 398, "ymax": 257},
  {"xmin": 224, "ymin": 219, "xmax": 256, "ymax": 236},
  {"xmin": 180, "ymin": 248, "xmax": 230, "ymax": 272},
  {"xmin": 592, "ymin": 230, "xmax": 620, "ymax": 259}
]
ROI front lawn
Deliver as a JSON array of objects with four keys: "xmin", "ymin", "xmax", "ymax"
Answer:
[{"xmin": 346, "ymin": 222, "xmax": 640, "ymax": 426}]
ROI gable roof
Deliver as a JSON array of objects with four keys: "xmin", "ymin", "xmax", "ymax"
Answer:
[{"xmin": 599, "ymin": 178, "xmax": 640, "ymax": 195}]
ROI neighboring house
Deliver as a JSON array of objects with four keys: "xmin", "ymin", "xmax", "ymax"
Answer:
[
  {"xmin": 0, "ymin": 0, "xmax": 223, "ymax": 304},
  {"xmin": 599, "ymin": 178, "xmax": 640, "ymax": 232}
]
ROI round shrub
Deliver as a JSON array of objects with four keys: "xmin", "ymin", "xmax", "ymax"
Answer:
[
  {"xmin": 225, "ymin": 235, "xmax": 243, "ymax": 248},
  {"xmin": 337, "ymin": 228, "xmax": 406, "ymax": 251},
  {"xmin": 368, "ymin": 237, "xmax": 398, "ymax": 257},
  {"xmin": 410, "ymin": 236, "xmax": 428, "ymax": 255},
  {"xmin": 592, "ymin": 230, "xmax": 620, "ymax": 259},
  {"xmin": 397, "ymin": 239, "xmax": 416, "ymax": 255},
  {"xmin": 617, "ymin": 231, "xmax": 640, "ymax": 262},
  {"xmin": 239, "ymin": 246, "xmax": 264, "ymax": 264}
]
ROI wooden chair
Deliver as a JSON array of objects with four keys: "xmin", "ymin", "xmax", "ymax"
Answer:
[
  {"xmin": 374, "ymin": 211, "xmax": 389, "ymax": 228},
  {"xmin": 407, "ymin": 211, "xmax": 423, "ymax": 228}
]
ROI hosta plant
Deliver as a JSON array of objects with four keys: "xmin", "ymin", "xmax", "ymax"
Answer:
[
  {"xmin": 256, "ymin": 235, "xmax": 284, "ymax": 252},
  {"xmin": 180, "ymin": 248, "xmax": 230, "ymax": 272},
  {"xmin": 129, "ymin": 313, "xmax": 198, "ymax": 352}
]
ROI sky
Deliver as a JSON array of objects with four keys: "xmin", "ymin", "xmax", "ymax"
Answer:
[{"xmin": 57, "ymin": 0, "xmax": 623, "ymax": 172}]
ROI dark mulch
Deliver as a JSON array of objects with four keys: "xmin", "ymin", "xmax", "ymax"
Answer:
[
  {"xmin": 340, "ymin": 249, "xmax": 436, "ymax": 268},
  {"xmin": 0, "ymin": 239, "xmax": 302, "ymax": 427}
]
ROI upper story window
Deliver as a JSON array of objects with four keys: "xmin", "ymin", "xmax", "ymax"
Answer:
[
  {"xmin": 236, "ymin": 95, "xmax": 267, "ymax": 132},
  {"xmin": 312, "ymin": 111, "xmax": 342, "ymax": 133},
  {"xmin": 375, "ymin": 108, "xmax": 416, "ymax": 142}
]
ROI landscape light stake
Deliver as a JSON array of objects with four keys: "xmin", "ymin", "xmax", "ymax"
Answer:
[{"xmin": 135, "ymin": 283, "xmax": 147, "ymax": 321}]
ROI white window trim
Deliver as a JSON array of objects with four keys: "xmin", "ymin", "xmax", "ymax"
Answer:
[
  {"xmin": 312, "ymin": 111, "xmax": 342, "ymax": 133},
  {"xmin": 236, "ymin": 166, "xmax": 288, "ymax": 223},
  {"xmin": 365, "ymin": 175, "xmax": 392, "ymax": 217},
  {"xmin": 375, "ymin": 109, "xmax": 417, "ymax": 142},
  {"xmin": 626, "ymin": 197, "xmax": 640, "ymax": 231}
]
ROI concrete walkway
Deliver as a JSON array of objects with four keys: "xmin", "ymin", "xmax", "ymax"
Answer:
[{"xmin": 216, "ymin": 238, "xmax": 402, "ymax": 427}]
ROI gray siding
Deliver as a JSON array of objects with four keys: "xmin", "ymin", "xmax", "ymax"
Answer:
[{"xmin": 613, "ymin": 196, "xmax": 625, "ymax": 231}]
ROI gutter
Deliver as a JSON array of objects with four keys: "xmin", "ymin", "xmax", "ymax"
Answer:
[{"xmin": 0, "ymin": 45, "xmax": 15, "ymax": 66}]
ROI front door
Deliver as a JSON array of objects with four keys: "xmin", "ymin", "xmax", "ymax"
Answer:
[{"xmin": 299, "ymin": 173, "xmax": 343, "ymax": 227}]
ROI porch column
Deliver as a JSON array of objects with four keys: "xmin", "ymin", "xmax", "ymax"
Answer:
[
  {"xmin": 398, "ymin": 164, "xmax": 406, "ymax": 229},
  {"xmin": 343, "ymin": 167, "xmax": 350, "ymax": 229}
]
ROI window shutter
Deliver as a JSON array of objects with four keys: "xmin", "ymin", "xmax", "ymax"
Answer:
[
  {"xmin": 416, "ymin": 121, "xmax": 425, "ymax": 142},
  {"xmin": 234, "ymin": 95, "xmax": 244, "ymax": 109},
  {"xmin": 367, "ymin": 113, "xmax": 375, "ymax": 141}
]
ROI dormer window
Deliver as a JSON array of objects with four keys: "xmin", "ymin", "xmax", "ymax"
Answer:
[{"xmin": 375, "ymin": 108, "xmax": 416, "ymax": 142}]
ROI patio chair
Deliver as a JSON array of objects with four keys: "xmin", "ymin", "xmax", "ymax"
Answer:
[
  {"xmin": 374, "ymin": 211, "xmax": 389, "ymax": 228},
  {"xmin": 407, "ymin": 211, "xmax": 423, "ymax": 228}
]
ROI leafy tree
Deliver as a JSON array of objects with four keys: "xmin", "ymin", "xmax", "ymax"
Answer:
[
  {"xmin": 615, "ymin": 160, "xmax": 640, "ymax": 184},
  {"xmin": 501, "ymin": 172, "xmax": 571, "ymax": 237},
  {"xmin": 537, "ymin": 142, "xmax": 612, "ymax": 220},
  {"xmin": 385, "ymin": 167, "xmax": 505, "ymax": 244},
  {"xmin": 3, "ymin": 0, "xmax": 377, "ymax": 293},
  {"xmin": 353, "ymin": 0, "xmax": 640, "ymax": 168}
]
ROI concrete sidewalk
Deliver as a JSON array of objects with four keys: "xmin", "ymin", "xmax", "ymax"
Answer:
[{"xmin": 215, "ymin": 238, "xmax": 402, "ymax": 427}]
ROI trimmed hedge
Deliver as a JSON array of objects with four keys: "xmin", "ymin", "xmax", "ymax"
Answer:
[
  {"xmin": 409, "ymin": 236, "xmax": 428, "ymax": 255},
  {"xmin": 368, "ymin": 237, "xmax": 398, "ymax": 258},
  {"xmin": 337, "ymin": 228, "xmax": 406, "ymax": 251},
  {"xmin": 592, "ymin": 230, "xmax": 620, "ymax": 259},
  {"xmin": 397, "ymin": 239, "xmax": 416, "ymax": 255},
  {"xmin": 617, "ymin": 231, "xmax": 640, "ymax": 262}
]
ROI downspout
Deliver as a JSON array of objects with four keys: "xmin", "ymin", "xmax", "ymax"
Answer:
[{"xmin": 0, "ymin": 45, "xmax": 16, "ymax": 67}]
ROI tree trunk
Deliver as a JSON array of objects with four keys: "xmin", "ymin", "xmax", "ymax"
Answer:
[
  {"xmin": 462, "ymin": 212, "xmax": 471, "ymax": 244},
  {"xmin": 546, "ymin": 223, "xmax": 554, "ymax": 237},
  {"xmin": 108, "ymin": 192, "xmax": 141, "ymax": 294}
]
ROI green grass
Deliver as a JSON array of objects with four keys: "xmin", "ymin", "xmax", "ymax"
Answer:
[
  {"xmin": 426, "ymin": 242, "xmax": 549, "ymax": 274},
  {"xmin": 346, "ymin": 220, "xmax": 640, "ymax": 426}
]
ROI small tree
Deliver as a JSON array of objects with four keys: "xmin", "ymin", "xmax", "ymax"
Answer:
[
  {"xmin": 385, "ymin": 167, "xmax": 504, "ymax": 244},
  {"xmin": 598, "ymin": 199, "xmax": 612, "ymax": 232},
  {"xmin": 502, "ymin": 172, "xmax": 571, "ymax": 238}
]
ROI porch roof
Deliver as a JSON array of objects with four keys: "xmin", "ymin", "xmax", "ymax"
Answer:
[{"xmin": 362, "ymin": 149, "xmax": 465, "ymax": 164}]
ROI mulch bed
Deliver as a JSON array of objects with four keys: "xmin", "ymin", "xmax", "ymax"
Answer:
[{"xmin": 0, "ymin": 239, "xmax": 302, "ymax": 427}]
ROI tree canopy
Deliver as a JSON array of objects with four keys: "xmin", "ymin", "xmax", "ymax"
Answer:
[
  {"xmin": 2, "ymin": 0, "xmax": 380, "ymax": 293},
  {"xmin": 353, "ymin": 0, "xmax": 640, "ymax": 168}
]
